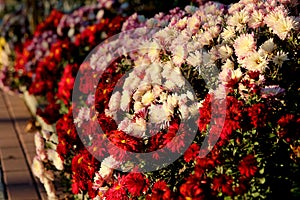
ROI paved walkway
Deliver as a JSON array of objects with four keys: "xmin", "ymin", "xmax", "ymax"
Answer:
[{"xmin": 0, "ymin": 91, "xmax": 47, "ymax": 200}]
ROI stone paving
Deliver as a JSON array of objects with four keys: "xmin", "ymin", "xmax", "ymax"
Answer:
[{"xmin": 0, "ymin": 91, "xmax": 47, "ymax": 200}]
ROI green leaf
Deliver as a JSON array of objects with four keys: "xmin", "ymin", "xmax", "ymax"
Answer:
[
  {"xmin": 252, "ymin": 192, "xmax": 260, "ymax": 198},
  {"xmin": 259, "ymin": 177, "xmax": 266, "ymax": 184}
]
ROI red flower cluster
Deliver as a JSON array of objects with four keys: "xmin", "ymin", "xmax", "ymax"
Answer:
[
  {"xmin": 198, "ymin": 94, "xmax": 244, "ymax": 147},
  {"xmin": 247, "ymin": 103, "xmax": 268, "ymax": 128},
  {"xmin": 212, "ymin": 174, "xmax": 234, "ymax": 196},
  {"xmin": 71, "ymin": 149, "xmax": 100, "ymax": 198},
  {"xmin": 29, "ymin": 39, "xmax": 71, "ymax": 96},
  {"xmin": 57, "ymin": 63, "xmax": 79, "ymax": 105},
  {"xmin": 277, "ymin": 114, "xmax": 300, "ymax": 141},
  {"xmin": 56, "ymin": 109, "xmax": 82, "ymax": 160},
  {"xmin": 238, "ymin": 154, "xmax": 258, "ymax": 178},
  {"xmin": 146, "ymin": 180, "xmax": 173, "ymax": 200},
  {"xmin": 103, "ymin": 173, "xmax": 149, "ymax": 199},
  {"xmin": 34, "ymin": 10, "xmax": 64, "ymax": 36}
]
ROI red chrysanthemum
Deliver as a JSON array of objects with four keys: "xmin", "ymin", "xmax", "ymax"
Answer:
[
  {"xmin": 124, "ymin": 173, "xmax": 149, "ymax": 197},
  {"xmin": 179, "ymin": 175, "xmax": 206, "ymax": 200},
  {"xmin": 238, "ymin": 154, "xmax": 258, "ymax": 178},
  {"xmin": 184, "ymin": 143, "xmax": 200, "ymax": 163},
  {"xmin": 247, "ymin": 103, "xmax": 267, "ymax": 128},
  {"xmin": 212, "ymin": 174, "xmax": 234, "ymax": 196},
  {"xmin": 146, "ymin": 180, "xmax": 173, "ymax": 200}
]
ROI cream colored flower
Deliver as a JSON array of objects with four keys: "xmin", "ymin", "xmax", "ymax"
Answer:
[
  {"xmin": 32, "ymin": 156, "xmax": 44, "ymax": 178},
  {"xmin": 179, "ymin": 104, "xmax": 189, "ymax": 119},
  {"xmin": 265, "ymin": 10, "xmax": 297, "ymax": 40},
  {"xmin": 242, "ymin": 52, "xmax": 268, "ymax": 72},
  {"xmin": 140, "ymin": 41, "xmax": 161, "ymax": 61},
  {"xmin": 34, "ymin": 132, "xmax": 45, "ymax": 151},
  {"xmin": 43, "ymin": 178, "xmax": 57, "ymax": 199},
  {"xmin": 272, "ymin": 51, "xmax": 289, "ymax": 67},
  {"xmin": 141, "ymin": 90, "xmax": 155, "ymax": 106},
  {"xmin": 218, "ymin": 45, "xmax": 233, "ymax": 61},
  {"xmin": 187, "ymin": 14, "xmax": 201, "ymax": 34},
  {"xmin": 100, "ymin": 156, "xmax": 119, "ymax": 179},
  {"xmin": 219, "ymin": 68, "xmax": 243, "ymax": 85},
  {"xmin": 233, "ymin": 34, "xmax": 256, "ymax": 60},
  {"xmin": 172, "ymin": 45, "xmax": 186, "ymax": 67},
  {"xmin": 176, "ymin": 17, "xmax": 188, "ymax": 30},
  {"xmin": 47, "ymin": 149, "xmax": 64, "ymax": 170},
  {"xmin": 227, "ymin": 10, "xmax": 250, "ymax": 32},
  {"xmin": 108, "ymin": 91, "xmax": 121, "ymax": 112},
  {"xmin": 248, "ymin": 9, "xmax": 264, "ymax": 28},
  {"xmin": 221, "ymin": 26, "xmax": 236, "ymax": 41},
  {"xmin": 221, "ymin": 59, "xmax": 235, "ymax": 70},
  {"xmin": 149, "ymin": 104, "xmax": 169, "ymax": 123},
  {"xmin": 120, "ymin": 90, "xmax": 131, "ymax": 111},
  {"xmin": 186, "ymin": 50, "xmax": 203, "ymax": 72},
  {"xmin": 260, "ymin": 38, "xmax": 276, "ymax": 54},
  {"xmin": 133, "ymin": 101, "xmax": 144, "ymax": 112}
]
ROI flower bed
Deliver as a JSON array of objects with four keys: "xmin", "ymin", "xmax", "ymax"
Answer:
[{"xmin": 1, "ymin": 0, "xmax": 300, "ymax": 199}]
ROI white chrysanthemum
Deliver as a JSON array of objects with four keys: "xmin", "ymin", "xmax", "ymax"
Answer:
[
  {"xmin": 167, "ymin": 95, "xmax": 178, "ymax": 108},
  {"xmin": 169, "ymin": 70, "xmax": 185, "ymax": 88},
  {"xmin": 32, "ymin": 156, "xmax": 44, "ymax": 178},
  {"xmin": 47, "ymin": 149, "xmax": 64, "ymax": 170},
  {"xmin": 248, "ymin": 9, "xmax": 264, "ymax": 28},
  {"xmin": 34, "ymin": 132, "xmax": 45, "ymax": 151},
  {"xmin": 222, "ymin": 59, "xmax": 235, "ymax": 70},
  {"xmin": 172, "ymin": 45, "xmax": 186, "ymax": 67},
  {"xmin": 130, "ymin": 118, "xmax": 147, "ymax": 138},
  {"xmin": 221, "ymin": 26, "xmax": 236, "ymax": 41},
  {"xmin": 133, "ymin": 101, "xmax": 144, "ymax": 112},
  {"xmin": 43, "ymin": 178, "xmax": 57, "ymax": 199},
  {"xmin": 218, "ymin": 45, "xmax": 233, "ymax": 61},
  {"xmin": 199, "ymin": 31, "xmax": 213, "ymax": 46},
  {"xmin": 186, "ymin": 50, "xmax": 203, "ymax": 68},
  {"xmin": 148, "ymin": 63, "xmax": 162, "ymax": 85},
  {"xmin": 272, "ymin": 51, "xmax": 289, "ymax": 67},
  {"xmin": 189, "ymin": 102, "xmax": 200, "ymax": 116},
  {"xmin": 260, "ymin": 38, "xmax": 276, "ymax": 54},
  {"xmin": 141, "ymin": 90, "xmax": 155, "ymax": 106},
  {"xmin": 242, "ymin": 52, "xmax": 268, "ymax": 72},
  {"xmin": 187, "ymin": 14, "xmax": 200, "ymax": 34},
  {"xmin": 108, "ymin": 91, "xmax": 121, "ymax": 112},
  {"xmin": 233, "ymin": 34, "xmax": 256, "ymax": 60},
  {"xmin": 120, "ymin": 90, "xmax": 131, "ymax": 111},
  {"xmin": 100, "ymin": 156, "xmax": 120, "ymax": 179},
  {"xmin": 149, "ymin": 104, "xmax": 168, "ymax": 124},
  {"xmin": 265, "ymin": 10, "xmax": 297, "ymax": 40},
  {"xmin": 152, "ymin": 85, "xmax": 163, "ymax": 98},
  {"xmin": 179, "ymin": 104, "xmax": 189, "ymax": 119},
  {"xmin": 74, "ymin": 107, "xmax": 90, "ymax": 127},
  {"xmin": 36, "ymin": 149, "xmax": 47, "ymax": 161},
  {"xmin": 219, "ymin": 68, "xmax": 243, "ymax": 85},
  {"xmin": 154, "ymin": 27, "xmax": 179, "ymax": 46},
  {"xmin": 227, "ymin": 10, "xmax": 249, "ymax": 31},
  {"xmin": 176, "ymin": 17, "xmax": 188, "ymax": 30},
  {"xmin": 123, "ymin": 75, "xmax": 141, "ymax": 91},
  {"xmin": 140, "ymin": 41, "xmax": 161, "ymax": 61},
  {"xmin": 118, "ymin": 118, "xmax": 132, "ymax": 133}
]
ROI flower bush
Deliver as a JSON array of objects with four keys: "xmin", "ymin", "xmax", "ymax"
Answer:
[
  {"xmin": 1, "ymin": 0, "xmax": 300, "ymax": 199},
  {"xmin": 70, "ymin": 0, "xmax": 300, "ymax": 199}
]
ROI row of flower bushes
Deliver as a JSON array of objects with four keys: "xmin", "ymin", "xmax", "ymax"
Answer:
[{"xmin": 1, "ymin": 0, "xmax": 300, "ymax": 199}]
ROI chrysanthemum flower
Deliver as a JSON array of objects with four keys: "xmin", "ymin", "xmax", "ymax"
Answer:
[
  {"xmin": 241, "ymin": 51, "xmax": 268, "ymax": 72},
  {"xmin": 264, "ymin": 9, "xmax": 297, "ymax": 40},
  {"xmin": 233, "ymin": 34, "xmax": 256, "ymax": 60}
]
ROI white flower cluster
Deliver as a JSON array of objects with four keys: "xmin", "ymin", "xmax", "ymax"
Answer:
[
  {"xmin": 32, "ymin": 131, "xmax": 64, "ymax": 199},
  {"xmin": 105, "ymin": 61, "xmax": 198, "ymax": 138}
]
